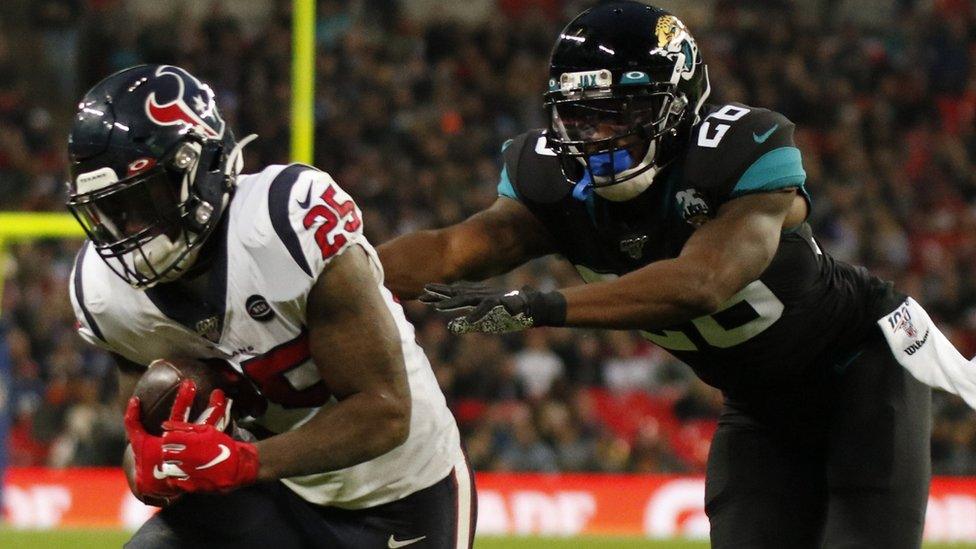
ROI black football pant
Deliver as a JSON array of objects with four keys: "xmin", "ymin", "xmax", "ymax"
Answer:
[
  {"xmin": 124, "ymin": 463, "xmax": 477, "ymax": 549},
  {"xmin": 706, "ymin": 333, "xmax": 931, "ymax": 548}
]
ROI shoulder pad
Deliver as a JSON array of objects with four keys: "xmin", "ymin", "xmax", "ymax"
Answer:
[
  {"xmin": 501, "ymin": 129, "xmax": 571, "ymax": 204},
  {"xmin": 265, "ymin": 163, "xmax": 366, "ymax": 280},
  {"xmin": 685, "ymin": 104, "xmax": 805, "ymax": 200}
]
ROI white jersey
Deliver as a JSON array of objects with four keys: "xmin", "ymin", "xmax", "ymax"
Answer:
[{"xmin": 69, "ymin": 164, "xmax": 463, "ymax": 509}]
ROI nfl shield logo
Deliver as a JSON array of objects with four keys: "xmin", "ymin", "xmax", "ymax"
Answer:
[
  {"xmin": 887, "ymin": 303, "xmax": 918, "ymax": 339},
  {"xmin": 895, "ymin": 315, "xmax": 918, "ymax": 339},
  {"xmin": 195, "ymin": 315, "xmax": 223, "ymax": 343},
  {"xmin": 619, "ymin": 235, "xmax": 649, "ymax": 260}
]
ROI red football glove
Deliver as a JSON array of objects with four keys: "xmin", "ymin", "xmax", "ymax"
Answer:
[
  {"xmin": 160, "ymin": 389, "xmax": 259, "ymax": 493},
  {"xmin": 124, "ymin": 379, "xmax": 198, "ymax": 505}
]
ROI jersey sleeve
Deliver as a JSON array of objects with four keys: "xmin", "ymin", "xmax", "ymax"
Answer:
[
  {"xmin": 686, "ymin": 104, "xmax": 807, "ymax": 203},
  {"xmin": 497, "ymin": 138, "xmax": 520, "ymax": 201},
  {"xmin": 496, "ymin": 129, "xmax": 573, "ymax": 205},
  {"xmin": 68, "ymin": 243, "xmax": 115, "ymax": 353},
  {"xmin": 266, "ymin": 164, "xmax": 367, "ymax": 280}
]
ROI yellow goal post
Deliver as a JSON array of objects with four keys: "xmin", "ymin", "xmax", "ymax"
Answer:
[
  {"xmin": 0, "ymin": 0, "xmax": 316, "ymax": 316},
  {"xmin": 0, "ymin": 213, "xmax": 84, "ymax": 314}
]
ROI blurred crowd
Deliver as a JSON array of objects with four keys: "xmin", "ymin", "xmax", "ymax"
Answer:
[{"xmin": 2, "ymin": 0, "xmax": 976, "ymax": 475}]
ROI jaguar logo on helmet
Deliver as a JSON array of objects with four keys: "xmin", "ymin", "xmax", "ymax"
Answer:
[
  {"xmin": 651, "ymin": 15, "xmax": 698, "ymax": 84},
  {"xmin": 145, "ymin": 65, "xmax": 225, "ymax": 138},
  {"xmin": 654, "ymin": 14, "xmax": 685, "ymax": 48}
]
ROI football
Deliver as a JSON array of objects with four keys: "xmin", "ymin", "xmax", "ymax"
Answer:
[{"xmin": 132, "ymin": 357, "xmax": 263, "ymax": 436}]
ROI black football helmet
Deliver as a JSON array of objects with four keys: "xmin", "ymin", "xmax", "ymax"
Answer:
[
  {"xmin": 66, "ymin": 64, "xmax": 253, "ymax": 288},
  {"xmin": 543, "ymin": 2, "xmax": 710, "ymax": 201}
]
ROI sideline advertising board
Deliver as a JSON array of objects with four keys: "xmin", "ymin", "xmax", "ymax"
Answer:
[{"xmin": 3, "ymin": 469, "xmax": 976, "ymax": 541}]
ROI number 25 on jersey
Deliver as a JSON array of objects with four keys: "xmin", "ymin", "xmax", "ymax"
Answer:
[{"xmin": 302, "ymin": 184, "xmax": 362, "ymax": 259}]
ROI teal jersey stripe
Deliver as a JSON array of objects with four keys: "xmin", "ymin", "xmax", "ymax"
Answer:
[
  {"xmin": 497, "ymin": 165, "xmax": 520, "ymax": 200},
  {"xmin": 731, "ymin": 146, "xmax": 806, "ymax": 198}
]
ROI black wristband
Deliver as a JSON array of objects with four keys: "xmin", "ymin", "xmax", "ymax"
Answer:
[{"xmin": 525, "ymin": 289, "xmax": 567, "ymax": 327}]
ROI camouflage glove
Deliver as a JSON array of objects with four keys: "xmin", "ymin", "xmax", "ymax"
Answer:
[{"xmin": 421, "ymin": 282, "xmax": 566, "ymax": 335}]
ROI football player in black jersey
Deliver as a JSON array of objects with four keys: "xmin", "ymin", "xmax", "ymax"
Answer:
[{"xmin": 379, "ymin": 2, "xmax": 938, "ymax": 547}]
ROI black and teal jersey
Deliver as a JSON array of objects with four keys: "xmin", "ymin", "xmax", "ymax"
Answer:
[{"xmin": 497, "ymin": 103, "xmax": 894, "ymax": 402}]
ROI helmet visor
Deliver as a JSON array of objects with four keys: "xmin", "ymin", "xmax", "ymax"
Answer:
[
  {"xmin": 68, "ymin": 167, "xmax": 185, "ymax": 251},
  {"xmin": 550, "ymin": 93, "xmax": 673, "ymax": 151}
]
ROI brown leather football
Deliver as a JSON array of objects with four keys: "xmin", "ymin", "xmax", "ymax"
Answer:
[{"xmin": 132, "ymin": 357, "xmax": 264, "ymax": 436}]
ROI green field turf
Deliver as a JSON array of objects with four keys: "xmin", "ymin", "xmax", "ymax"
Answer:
[{"xmin": 3, "ymin": 530, "xmax": 976, "ymax": 548}]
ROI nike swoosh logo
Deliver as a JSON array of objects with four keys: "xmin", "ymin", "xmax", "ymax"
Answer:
[
  {"xmin": 296, "ymin": 183, "xmax": 313, "ymax": 208},
  {"xmin": 196, "ymin": 444, "xmax": 231, "ymax": 470},
  {"xmin": 388, "ymin": 535, "xmax": 426, "ymax": 548},
  {"xmin": 753, "ymin": 124, "xmax": 779, "ymax": 144},
  {"xmin": 153, "ymin": 464, "xmax": 168, "ymax": 480}
]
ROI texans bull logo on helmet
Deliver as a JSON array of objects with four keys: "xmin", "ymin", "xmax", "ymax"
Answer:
[{"xmin": 145, "ymin": 65, "xmax": 226, "ymax": 139}]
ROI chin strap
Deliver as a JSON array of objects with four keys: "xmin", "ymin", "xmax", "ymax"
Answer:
[{"xmin": 572, "ymin": 149, "xmax": 634, "ymax": 201}]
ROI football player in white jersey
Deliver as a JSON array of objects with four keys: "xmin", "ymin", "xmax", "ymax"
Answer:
[{"xmin": 66, "ymin": 65, "xmax": 475, "ymax": 548}]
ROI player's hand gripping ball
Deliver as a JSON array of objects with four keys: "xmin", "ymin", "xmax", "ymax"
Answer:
[
  {"xmin": 124, "ymin": 379, "xmax": 221, "ymax": 506},
  {"xmin": 159, "ymin": 401, "xmax": 260, "ymax": 493},
  {"xmin": 125, "ymin": 358, "xmax": 265, "ymax": 504}
]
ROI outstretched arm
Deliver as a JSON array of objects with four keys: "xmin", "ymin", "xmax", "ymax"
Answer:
[
  {"xmin": 378, "ymin": 197, "xmax": 553, "ymax": 299},
  {"xmin": 430, "ymin": 190, "xmax": 798, "ymax": 333},
  {"xmin": 561, "ymin": 190, "xmax": 796, "ymax": 329}
]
